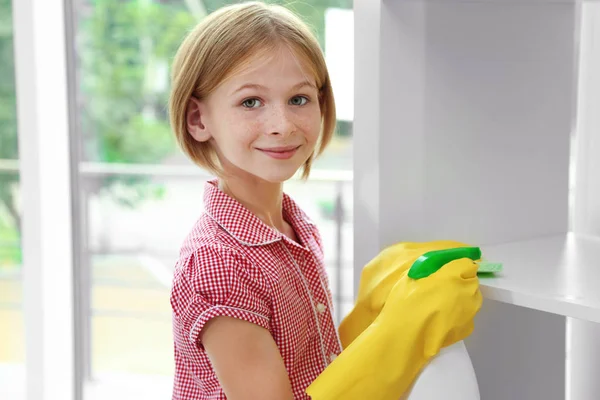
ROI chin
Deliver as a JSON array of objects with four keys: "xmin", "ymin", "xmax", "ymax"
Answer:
[
  {"xmin": 257, "ymin": 170, "xmax": 297, "ymax": 183},
  {"xmin": 251, "ymin": 164, "xmax": 301, "ymax": 183}
]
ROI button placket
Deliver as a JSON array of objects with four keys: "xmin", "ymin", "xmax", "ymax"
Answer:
[
  {"xmin": 281, "ymin": 242, "xmax": 329, "ymax": 368},
  {"xmin": 294, "ymin": 244, "xmax": 338, "ymax": 366},
  {"xmin": 316, "ymin": 302, "xmax": 326, "ymax": 314}
]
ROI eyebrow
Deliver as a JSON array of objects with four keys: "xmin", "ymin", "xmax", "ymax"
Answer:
[{"xmin": 231, "ymin": 81, "xmax": 317, "ymax": 95}]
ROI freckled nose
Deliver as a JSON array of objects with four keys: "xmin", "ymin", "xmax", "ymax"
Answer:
[{"xmin": 267, "ymin": 105, "xmax": 295, "ymax": 136}]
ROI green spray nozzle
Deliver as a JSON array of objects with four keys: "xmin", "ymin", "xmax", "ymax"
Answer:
[{"xmin": 408, "ymin": 247, "xmax": 482, "ymax": 280}]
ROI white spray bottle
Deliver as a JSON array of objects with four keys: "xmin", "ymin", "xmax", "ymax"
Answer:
[
  {"xmin": 403, "ymin": 340, "xmax": 480, "ymax": 400},
  {"xmin": 401, "ymin": 247, "xmax": 485, "ymax": 400}
]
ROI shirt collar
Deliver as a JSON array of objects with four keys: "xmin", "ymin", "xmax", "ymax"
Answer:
[{"xmin": 203, "ymin": 179, "xmax": 316, "ymax": 247}]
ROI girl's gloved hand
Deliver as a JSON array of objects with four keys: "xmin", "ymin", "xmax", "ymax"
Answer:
[
  {"xmin": 339, "ymin": 240, "xmax": 474, "ymax": 347},
  {"xmin": 306, "ymin": 241, "xmax": 483, "ymax": 400}
]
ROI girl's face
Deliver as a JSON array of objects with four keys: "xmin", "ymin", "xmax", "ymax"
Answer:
[{"xmin": 187, "ymin": 45, "xmax": 322, "ymax": 183}]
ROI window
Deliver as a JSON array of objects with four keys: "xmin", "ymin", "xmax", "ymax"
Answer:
[
  {"xmin": 0, "ymin": 0, "xmax": 25, "ymax": 398},
  {"xmin": 67, "ymin": 1, "xmax": 353, "ymax": 397}
]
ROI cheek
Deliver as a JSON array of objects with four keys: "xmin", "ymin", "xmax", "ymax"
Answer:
[
  {"xmin": 298, "ymin": 109, "xmax": 322, "ymax": 143},
  {"xmin": 220, "ymin": 114, "xmax": 261, "ymax": 147},
  {"xmin": 239, "ymin": 117, "xmax": 263, "ymax": 147}
]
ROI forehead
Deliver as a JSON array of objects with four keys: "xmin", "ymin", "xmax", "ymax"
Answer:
[{"xmin": 222, "ymin": 44, "xmax": 318, "ymax": 88}]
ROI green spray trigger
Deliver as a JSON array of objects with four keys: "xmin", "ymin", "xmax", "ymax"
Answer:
[{"xmin": 408, "ymin": 247, "xmax": 482, "ymax": 280}]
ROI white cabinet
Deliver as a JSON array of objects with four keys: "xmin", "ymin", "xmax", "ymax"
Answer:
[{"xmin": 353, "ymin": 0, "xmax": 600, "ymax": 398}]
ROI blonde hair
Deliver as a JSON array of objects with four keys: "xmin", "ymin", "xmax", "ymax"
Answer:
[{"xmin": 169, "ymin": 1, "xmax": 336, "ymax": 180}]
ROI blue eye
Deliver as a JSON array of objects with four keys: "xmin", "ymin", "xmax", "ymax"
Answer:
[
  {"xmin": 242, "ymin": 98, "xmax": 263, "ymax": 108},
  {"xmin": 289, "ymin": 96, "xmax": 309, "ymax": 106}
]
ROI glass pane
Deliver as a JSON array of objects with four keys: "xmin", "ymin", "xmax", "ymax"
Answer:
[
  {"xmin": 71, "ymin": 1, "xmax": 353, "ymax": 397},
  {"xmin": 0, "ymin": 0, "xmax": 24, "ymax": 398},
  {"xmin": 82, "ymin": 175, "xmax": 208, "ymax": 398},
  {"xmin": 74, "ymin": 0, "xmax": 352, "ymax": 167}
]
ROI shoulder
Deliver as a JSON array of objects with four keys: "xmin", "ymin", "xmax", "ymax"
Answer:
[
  {"xmin": 174, "ymin": 211, "xmax": 275, "ymax": 278},
  {"xmin": 177, "ymin": 213, "xmax": 241, "ymax": 261},
  {"xmin": 175, "ymin": 228, "xmax": 252, "ymax": 285},
  {"xmin": 173, "ymin": 215, "xmax": 254, "ymax": 288}
]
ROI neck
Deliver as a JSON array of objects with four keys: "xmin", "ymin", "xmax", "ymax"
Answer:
[{"xmin": 218, "ymin": 174, "xmax": 286, "ymax": 232}]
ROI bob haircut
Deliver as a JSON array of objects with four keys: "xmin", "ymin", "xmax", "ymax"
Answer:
[{"xmin": 169, "ymin": 1, "xmax": 336, "ymax": 179}]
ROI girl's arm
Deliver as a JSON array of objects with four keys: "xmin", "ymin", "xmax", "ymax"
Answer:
[{"xmin": 201, "ymin": 315, "xmax": 294, "ymax": 400}]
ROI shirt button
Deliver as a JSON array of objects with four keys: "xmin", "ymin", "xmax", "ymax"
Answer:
[
  {"xmin": 316, "ymin": 303, "xmax": 326, "ymax": 313},
  {"xmin": 329, "ymin": 354, "xmax": 338, "ymax": 362}
]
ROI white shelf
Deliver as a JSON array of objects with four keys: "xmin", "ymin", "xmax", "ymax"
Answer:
[
  {"xmin": 353, "ymin": 0, "xmax": 595, "ymax": 397},
  {"xmin": 480, "ymin": 234, "xmax": 600, "ymax": 323}
]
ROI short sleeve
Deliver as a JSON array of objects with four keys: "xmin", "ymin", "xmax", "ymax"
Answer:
[{"xmin": 172, "ymin": 245, "xmax": 272, "ymax": 349}]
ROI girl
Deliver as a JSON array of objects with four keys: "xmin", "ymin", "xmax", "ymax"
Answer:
[
  {"xmin": 168, "ymin": 2, "xmax": 480, "ymax": 399},
  {"xmin": 169, "ymin": 3, "xmax": 339, "ymax": 399}
]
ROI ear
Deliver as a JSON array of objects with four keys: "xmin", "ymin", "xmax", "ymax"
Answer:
[{"xmin": 186, "ymin": 97, "xmax": 212, "ymax": 142}]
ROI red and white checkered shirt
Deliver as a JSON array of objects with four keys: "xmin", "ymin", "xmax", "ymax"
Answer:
[{"xmin": 170, "ymin": 179, "xmax": 342, "ymax": 399}]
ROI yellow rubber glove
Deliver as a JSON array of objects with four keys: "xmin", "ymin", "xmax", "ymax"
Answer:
[
  {"xmin": 306, "ymin": 241, "xmax": 483, "ymax": 400},
  {"xmin": 338, "ymin": 240, "xmax": 469, "ymax": 348}
]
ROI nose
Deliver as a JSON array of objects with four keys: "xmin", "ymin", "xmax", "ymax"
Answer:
[{"xmin": 265, "ymin": 104, "xmax": 295, "ymax": 136}]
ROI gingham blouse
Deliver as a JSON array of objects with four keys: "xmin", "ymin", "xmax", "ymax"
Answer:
[{"xmin": 170, "ymin": 179, "xmax": 342, "ymax": 399}]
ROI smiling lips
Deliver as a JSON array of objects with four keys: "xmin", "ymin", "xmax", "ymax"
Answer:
[{"xmin": 257, "ymin": 145, "xmax": 301, "ymax": 160}]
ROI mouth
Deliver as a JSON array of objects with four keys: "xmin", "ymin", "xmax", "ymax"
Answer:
[{"xmin": 256, "ymin": 145, "xmax": 301, "ymax": 160}]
